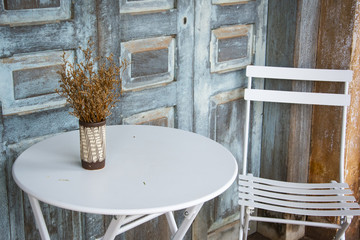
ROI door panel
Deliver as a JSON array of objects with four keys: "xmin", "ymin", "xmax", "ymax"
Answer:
[
  {"xmin": 121, "ymin": 36, "xmax": 175, "ymax": 91},
  {"xmin": 0, "ymin": 0, "xmax": 266, "ymax": 239},
  {"xmin": 193, "ymin": 0, "xmax": 267, "ymax": 238},
  {"xmin": 0, "ymin": 1, "xmax": 96, "ymax": 239},
  {"xmin": 107, "ymin": 0, "xmax": 194, "ymax": 239}
]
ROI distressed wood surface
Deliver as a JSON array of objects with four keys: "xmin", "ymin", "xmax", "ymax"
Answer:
[
  {"xmin": 193, "ymin": 0, "xmax": 267, "ymax": 239},
  {"xmin": 0, "ymin": 0, "xmax": 71, "ymax": 26},
  {"xmin": 211, "ymin": 1, "xmax": 256, "ymax": 28},
  {"xmin": 0, "ymin": 0, "xmax": 268, "ymax": 239},
  {"xmin": 288, "ymin": 0, "xmax": 320, "ymax": 186},
  {"xmin": 4, "ymin": 0, "xmax": 60, "ymax": 10},
  {"xmin": 257, "ymin": 0, "xmax": 319, "ymax": 239},
  {"xmin": 0, "ymin": 102, "xmax": 10, "ymax": 240},
  {"xmin": 346, "ymin": 2, "xmax": 360, "ymax": 239},
  {"xmin": 209, "ymin": 89, "xmax": 245, "ymax": 222},
  {"xmin": 308, "ymin": 1, "xmax": 359, "ymax": 239},
  {"xmin": 120, "ymin": 11, "xmax": 177, "ymax": 42}
]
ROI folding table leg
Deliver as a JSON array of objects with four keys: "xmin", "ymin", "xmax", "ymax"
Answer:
[
  {"xmin": 27, "ymin": 194, "xmax": 50, "ymax": 240},
  {"xmin": 165, "ymin": 212, "xmax": 178, "ymax": 235},
  {"xmin": 103, "ymin": 215, "xmax": 126, "ymax": 240},
  {"xmin": 171, "ymin": 203, "xmax": 203, "ymax": 240}
]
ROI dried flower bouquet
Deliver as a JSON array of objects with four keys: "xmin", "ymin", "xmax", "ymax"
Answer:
[
  {"xmin": 56, "ymin": 42, "xmax": 127, "ymax": 123},
  {"xmin": 55, "ymin": 42, "xmax": 127, "ymax": 170}
]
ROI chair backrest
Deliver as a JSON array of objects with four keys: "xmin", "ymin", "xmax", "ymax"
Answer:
[{"xmin": 243, "ymin": 65, "xmax": 352, "ymax": 183}]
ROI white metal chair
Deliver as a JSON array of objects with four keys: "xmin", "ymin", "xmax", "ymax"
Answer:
[{"xmin": 239, "ymin": 65, "xmax": 360, "ymax": 240}]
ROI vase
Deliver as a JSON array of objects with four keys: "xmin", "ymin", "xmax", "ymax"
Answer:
[{"xmin": 79, "ymin": 120, "xmax": 106, "ymax": 170}]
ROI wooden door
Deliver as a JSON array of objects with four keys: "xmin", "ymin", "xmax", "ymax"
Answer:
[
  {"xmin": 0, "ymin": 0, "xmax": 267, "ymax": 239},
  {"xmin": 0, "ymin": 1, "xmax": 96, "ymax": 239},
  {"xmin": 192, "ymin": 1, "xmax": 267, "ymax": 239}
]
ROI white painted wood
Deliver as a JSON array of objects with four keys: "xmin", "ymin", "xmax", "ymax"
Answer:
[
  {"xmin": 120, "ymin": 0, "xmax": 174, "ymax": 14},
  {"xmin": 246, "ymin": 65, "xmax": 353, "ymax": 82},
  {"xmin": 210, "ymin": 24, "xmax": 253, "ymax": 73},
  {"xmin": 121, "ymin": 36, "xmax": 175, "ymax": 91},
  {"xmin": 212, "ymin": 0, "xmax": 250, "ymax": 5},
  {"xmin": 245, "ymin": 89, "xmax": 351, "ymax": 106},
  {"xmin": 0, "ymin": 0, "xmax": 71, "ymax": 26},
  {"xmin": 0, "ymin": 50, "xmax": 74, "ymax": 115}
]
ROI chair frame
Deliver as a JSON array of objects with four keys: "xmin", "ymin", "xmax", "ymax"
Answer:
[{"xmin": 239, "ymin": 65, "xmax": 360, "ymax": 240}]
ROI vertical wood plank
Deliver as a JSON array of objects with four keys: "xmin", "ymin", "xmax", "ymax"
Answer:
[
  {"xmin": 6, "ymin": 149, "xmax": 25, "ymax": 240},
  {"xmin": 0, "ymin": 157, "xmax": 10, "ymax": 240},
  {"xmin": 72, "ymin": 2, "xmax": 99, "ymax": 237},
  {"xmin": 120, "ymin": 216, "xmax": 171, "ymax": 240},
  {"xmin": 192, "ymin": 0, "xmax": 213, "ymax": 239},
  {"xmin": 289, "ymin": 0, "xmax": 320, "ymax": 184},
  {"xmin": 258, "ymin": 0, "xmax": 298, "ymax": 239},
  {"xmin": 175, "ymin": 0, "xmax": 194, "ymax": 132},
  {"xmin": 0, "ymin": 102, "xmax": 10, "ymax": 240},
  {"xmin": 23, "ymin": 194, "xmax": 41, "ymax": 240},
  {"xmin": 82, "ymin": 213, "xmax": 106, "ymax": 240},
  {"xmin": 308, "ymin": 1, "xmax": 358, "ymax": 239},
  {"xmin": 262, "ymin": 0, "xmax": 297, "ymax": 183},
  {"xmin": 249, "ymin": 0, "xmax": 268, "ymax": 178},
  {"xmin": 194, "ymin": 0, "xmax": 268, "ymax": 238},
  {"xmin": 346, "ymin": 2, "xmax": 360, "ymax": 239},
  {"xmin": 209, "ymin": 89, "xmax": 245, "ymax": 223}
]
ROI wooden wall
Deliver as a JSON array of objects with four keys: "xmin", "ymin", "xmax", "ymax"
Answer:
[
  {"xmin": 261, "ymin": 0, "xmax": 359, "ymax": 239},
  {"xmin": 257, "ymin": 0, "xmax": 319, "ymax": 239}
]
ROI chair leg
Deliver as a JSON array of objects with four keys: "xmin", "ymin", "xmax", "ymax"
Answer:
[
  {"xmin": 239, "ymin": 205, "xmax": 245, "ymax": 240},
  {"xmin": 242, "ymin": 206, "xmax": 253, "ymax": 240},
  {"xmin": 334, "ymin": 216, "xmax": 352, "ymax": 240}
]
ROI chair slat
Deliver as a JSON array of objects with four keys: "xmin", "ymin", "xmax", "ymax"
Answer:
[
  {"xmin": 239, "ymin": 181, "xmax": 353, "ymax": 195},
  {"xmin": 244, "ymin": 89, "xmax": 351, "ymax": 106},
  {"xmin": 239, "ymin": 174, "xmax": 349, "ymax": 189},
  {"xmin": 238, "ymin": 199, "xmax": 360, "ymax": 217},
  {"xmin": 238, "ymin": 186, "xmax": 357, "ymax": 202},
  {"xmin": 246, "ymin": 65, "xmax": 352, "ymax": 82},
  {"xmin": 239, "ymin": 194, "xmax": 360, "ymax": 209}
]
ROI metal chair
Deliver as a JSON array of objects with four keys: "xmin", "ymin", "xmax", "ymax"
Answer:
[{"xmin": 239, "ymin": 65, "xmax": 360, "ymax": 240}]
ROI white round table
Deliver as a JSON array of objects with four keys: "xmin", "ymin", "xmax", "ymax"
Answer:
[{"xmin": 13, "ymin": 125, "xmax": 238, "ymax": 240}]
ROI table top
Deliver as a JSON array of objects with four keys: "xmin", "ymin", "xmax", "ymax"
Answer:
[{"xmin": 13, "ymin": 125, "xmax": 238, "ymax": 215}]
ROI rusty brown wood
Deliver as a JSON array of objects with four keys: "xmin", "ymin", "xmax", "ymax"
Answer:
[{"xmin": 307, "ymin": 0, "xmax": 359, "ymax": 239}]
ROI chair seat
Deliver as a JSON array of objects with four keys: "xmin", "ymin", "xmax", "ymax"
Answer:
[{"xmin": 238, "ymin": 174, "xmax": 360, "ymax": 217}]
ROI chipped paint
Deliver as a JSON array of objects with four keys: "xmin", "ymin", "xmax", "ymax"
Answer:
[{"xmin": 212, "ymin": 24, "xmax": 252, "ymax": 39}]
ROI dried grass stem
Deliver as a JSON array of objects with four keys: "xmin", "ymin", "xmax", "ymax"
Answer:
[{"xmin": 56, "ymin": 42, "xmax": 127, "ymax": 123}]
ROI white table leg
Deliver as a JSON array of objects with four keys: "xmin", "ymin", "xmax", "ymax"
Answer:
[
  {"xmin": 165, "ymin": 211, "xmax": 178, "ymax": 235},
  {"xmin": 27, "ymin": 194, "xmax": 50, "ymax": 240},
  {"xmin": 103, "ymin": 215, "xmax": 126, "ymax": 240},
  {"xmin": 171, "ymin": 203, "xmax": 203, "ymax": 240}
]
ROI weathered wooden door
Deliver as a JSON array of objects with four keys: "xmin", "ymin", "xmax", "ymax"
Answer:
[
  {"xmin": 0, "ymin": 0, "xmax": 266, "ymax": 239},
  {"xmin": 192, "ymin": 1, "xmax": 267, "ymax": 239}
]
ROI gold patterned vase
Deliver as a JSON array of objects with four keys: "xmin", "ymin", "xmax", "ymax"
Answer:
[{"xmin": 79, "ymin": 120, "xmax": 106, "ymax": 170}]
